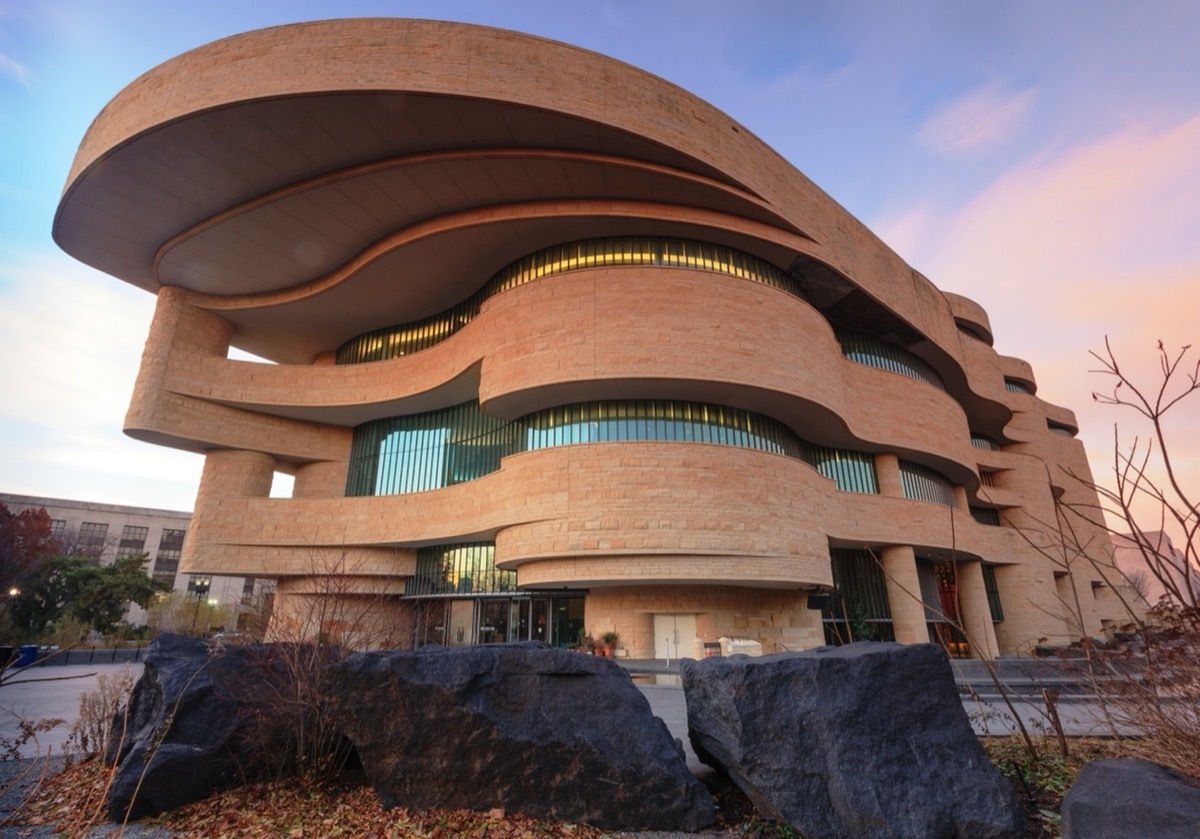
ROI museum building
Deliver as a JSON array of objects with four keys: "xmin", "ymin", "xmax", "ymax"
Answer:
[{"xmin": 53, "ymin": 19, "xmax": 1129, "ymax": 658}]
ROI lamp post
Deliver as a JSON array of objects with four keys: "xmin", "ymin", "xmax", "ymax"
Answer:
[{"xmin": 190, "ymin": 577, "xmax": 211, "ymax": 632}]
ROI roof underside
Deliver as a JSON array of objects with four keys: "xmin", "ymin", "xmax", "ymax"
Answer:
[{"xmin": 57, "ymin": 81, "xmax": 807, "ymax": 362}]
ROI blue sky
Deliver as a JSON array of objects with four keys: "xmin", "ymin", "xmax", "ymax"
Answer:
[{"xmin": 1, "ymin": 0, "xmax": 1198, "ymax": 517}]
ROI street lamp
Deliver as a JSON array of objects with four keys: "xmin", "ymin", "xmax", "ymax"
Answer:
[{"xmin": 190, "ymin": 577, "xmax": 212, "ymax": 631}]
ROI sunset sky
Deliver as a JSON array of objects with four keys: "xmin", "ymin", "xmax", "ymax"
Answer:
[{"xmin": 1, "ymin": 1, "xmax": 1197, "ymax": 527}]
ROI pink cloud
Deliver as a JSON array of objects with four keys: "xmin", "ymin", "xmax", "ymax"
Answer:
[
  {"xmin": 915, "ymin": 84, "xmax": 1036, "ymax": 156},
  {"xmin": 891, "ymin": 116, "xmax": 1200, "ymax": 536}
]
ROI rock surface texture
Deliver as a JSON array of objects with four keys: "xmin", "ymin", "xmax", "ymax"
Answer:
[
  {"xmin": 107, "ymin": 633, "xmax": 311, "ymax": 821},
  {"xmin": 682, "ymin": 642, "xmax": 1022, "ymax": 839},
  {"xmin": 1061, "ymin": 758, "xmax": 1200, "ymax": 838},
  {"xmin": 323, "ymin": 642, "xmax": 716, "ymax": 831}
]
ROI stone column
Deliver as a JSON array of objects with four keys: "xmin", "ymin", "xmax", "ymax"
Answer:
[
  {"xmin": 881, "ymin": 545, "xmax": 928, "ymax": 644},
  {"xmin": 126, "ymin": 286, "xmax": 232, "ymax": 436},
  {"xmin": 293, "ymin": 460, "xmax": 348, "ymax": 498},
  {"xmin": 196, "ymin": 448, "xmax": 276, "ymax": 500},
  {"xmin": 182, "ymin": 449, "xmax": 276, "ymax": 576},
  {"xmin": 957, "ymin": 561, "xmax": 1000, "ymax": 659},
  {"xmin": 875, "ymin": 453, "xmax": 903, "ymax": 497},
  {"xmin": 953, "ymin": 485, "xmax": 970, "ymax": 511},
  {"xmin": 1055, "ymin": 573, "xmax": 1084, "ymax": 640}
]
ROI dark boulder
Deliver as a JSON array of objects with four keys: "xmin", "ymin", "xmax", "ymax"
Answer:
[
  {"xmin": 1062, "ymin": 758, "xmax": 1200, "ymax": 838},
  {"xmin": 106, "ymin": 633, "xmax": 318, "ymax": 821},
  {"xmin": 682, "ymin": 642, "xmax": 1022, "ymax": 839},
  {"xmin": 322, "ymin": 642, "xmax": 716, "ymax": 832}
]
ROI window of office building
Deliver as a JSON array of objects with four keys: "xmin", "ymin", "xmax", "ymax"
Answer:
[
  {"xmin": 118, "ymin": 525, "xmax": 149, "ymax": 557},
  {"xmin": 77, "ymin": 522, "xmax": 108, "ymax": 557},
  {"xmin": 153, "ymin": 529, "xmax": 186, "ymax": 583}
]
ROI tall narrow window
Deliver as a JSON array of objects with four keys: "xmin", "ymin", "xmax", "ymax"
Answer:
[
  {"xmin": 982, "ymin": 565, "xmax": 1004, "ymax": 622},
  {"xmin": 822, "ymin": 548, "xmax": 894, "ymax": 645}
]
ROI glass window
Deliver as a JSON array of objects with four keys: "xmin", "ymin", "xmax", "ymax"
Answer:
[
  {"xmin": 834, "ymin": 327, "xmax": 944, "ymax": 389},
  {"xmin": 117, "ymin": 525, "xmax": 149, "ymax": 557},
  {"xmin": 970, "ymin": 433, "xmax": 1000, "ymax": 451},
  {"xmin": 76, "ymin": 522, "xmax": 108, "ymax": 557},
  {"xmin": 798, "ymin": 444, "xmax": 879, "ymax": 494},
  {"xmin": 336, "ymin": 237, "xmax": 796, "ymax": 364},
  {"xmin": 822, "ymin": 548, "xmax": 894, "ymax": 644},
  {"xmin": 1047, "ymin": 420, "xmax": 1075, "ymax": 437},
  {"xmin": 982, "ymin": 565, "xmax": 1005, "ymax": 622},
  {"xmin": 898, "ymin": 460, "xmax": 956, "ymax": 506},
  {"xmin": 347, "ymin": 398, "xmax": 878, "ymax": 498},
  {"xmin": 406, "ymin": 542, "xmax": 515, "ymax": 597},
  {"xmin": 970, "ymin": 507, "xmax": 1001, "ymax": 526}
]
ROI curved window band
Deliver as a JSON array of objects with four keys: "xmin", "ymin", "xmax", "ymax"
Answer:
[
  {"xmin": 835, "ymin": 327, "xmax": 944, "ymax": 390},
  {"xmin": 336, "ymin": 238, "xmax": 797, "ymax": 364},
  {"xmin": 899, "ymin": 459, "xmax": 956, "ymax": 507},
  {"xmin": 346, "ymin": 399, "xmax": 879, "ymax": 497}
]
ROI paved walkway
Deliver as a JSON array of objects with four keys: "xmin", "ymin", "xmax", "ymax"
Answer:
[{"xmin": 0, "ymin": 663, "xmax": 141, "ymax": 759}]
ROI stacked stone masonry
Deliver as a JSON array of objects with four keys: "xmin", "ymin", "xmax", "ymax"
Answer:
[{"xmin": 54, "ymin": 19, "xmax": 1130, "ymax": 658}]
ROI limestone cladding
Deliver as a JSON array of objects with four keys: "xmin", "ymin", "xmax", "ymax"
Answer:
[
  {"xmin": 54, "ymin": 19, "xmax": 1131, "ymax": 657},
  {"xmin": 585, "ymin": 586, "xmax": 822, "ymax": 659}
]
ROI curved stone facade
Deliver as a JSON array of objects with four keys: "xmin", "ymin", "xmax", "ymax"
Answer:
[{"xmin": 56, "ymin": 19, "xmax": 1127, "ymax": 657}]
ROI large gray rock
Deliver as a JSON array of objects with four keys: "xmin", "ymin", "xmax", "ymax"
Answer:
[
  {"xmin": 682, "ymin": 642, "xmax": 1022, "ymax": 839},
  {"xmin": 323, "ymin": 642, "xmax": 716, "ymax": 832},
  {"xmin": 107, "ymin": 633, "xmax": 317, "ymax": 821},
  {"xmin": 1062, "ymin": 758, "xmax": 1200, "ymax": 838}
]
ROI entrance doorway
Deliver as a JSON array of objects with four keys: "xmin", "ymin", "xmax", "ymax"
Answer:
[
  {"xmin": 652, "ymin": 613, "xmax": 697, "ymax": 661},
  {"xmin": 416, "ymin": 594, "xmax": 584, "ymax": 647}
]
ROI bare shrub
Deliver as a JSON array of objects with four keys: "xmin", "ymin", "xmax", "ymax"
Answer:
[
  {"xmin": 245, "ymin": 548, "xmax": 417, "ymax": 779},
  {"xmin": 66, "ymin": 665, "xmax": 136, "ymax": 760},
  {"xmin": 0, "ymin": 711, "xmax": 64, "ymax": 763},
  {"xmin": 1045, "ymin": 340, "xmax": 1200, "ymax": 776},
  {"xmin": 147, "ymin": 591, "xmax": 235, "ymax": 637}
]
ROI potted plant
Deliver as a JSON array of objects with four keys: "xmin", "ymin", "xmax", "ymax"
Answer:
[
  {"xmin": 579, "ymin": 630, "xmax": 596, "ymax": 654},
  {"xmin": 601, "ymin": 631, "xmax": 619, "ymax": 658}
]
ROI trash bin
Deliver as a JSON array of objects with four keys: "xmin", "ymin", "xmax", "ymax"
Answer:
[{"xmin": 16, "ymin": 645, "xmax": 37, "ymax": 667}]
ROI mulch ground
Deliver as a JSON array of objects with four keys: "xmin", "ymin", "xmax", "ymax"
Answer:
[
  {"xmin": 982, "ymin": 735, "xmax": 1134, "ymax": 838},
  {"xmin": 3, "ymin": 737, "xmax": 1136, "ymax": 838}
]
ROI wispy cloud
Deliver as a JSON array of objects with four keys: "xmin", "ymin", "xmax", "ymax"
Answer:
[
  {"xmin": 890, "ymin": 115, "xmax": 1200, "ymax": 525},
  {"xmin": 0, "ymin": 52, "xmax": 31, "ymax": 88},
  {"xmin": 0, "ymin": 247, "xmax": 205, "ymax": 508},
  {"xmin": 915, "ymin": 84, "xmax": 1036, "ymax": 156}
]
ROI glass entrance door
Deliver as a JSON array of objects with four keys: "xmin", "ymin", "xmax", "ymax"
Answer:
[
  {"xmin": 477, "ymin": 599, "xmax": 510, "ymax": 644},
  {"xmin": 507, "ymin": 597, "xmax": 551, "ymax": 642},
  {"xmin": 414, "ymin": 594, "xmax": 584, "ymax": 647}
]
